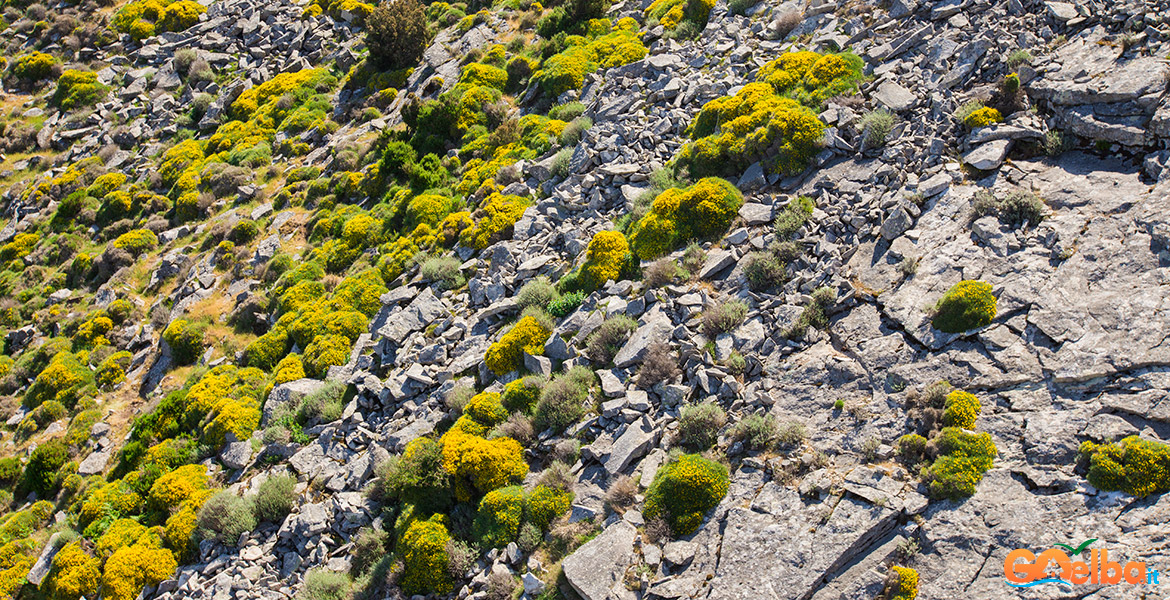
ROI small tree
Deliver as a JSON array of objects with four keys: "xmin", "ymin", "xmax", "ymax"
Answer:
[{"xmin": 366, "ymin": 0, "xmax": 429, "ymax": 71}]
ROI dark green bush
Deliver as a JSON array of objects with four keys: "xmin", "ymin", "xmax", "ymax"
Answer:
[
  {"xmin": 547, "ymin": 290, "xmax": 583, "ymax": 318},
  {"xmin": 23, "ymin": 440, "xmax": 68, "ymax": 496},
  {"xmin": 700, "ymin": 300, "xmax": 747, "ymax": 337},
  {"xmin": 366, "ymin": 0, "xmax": 429, "ymax": 71},
  {"xmin": 742, "ymin": 251, "xmax": 786, "ymax": 291},
  {"xmin": 228, "ymin": 220, "xmax": 260, "ymax": 244},
  {"xmin": 350, "ymin": 527, "xmax": 389, "ymax": 576},
  {"xmin": 534, "ymin": 367, "xmax": 594, "ymax": 433}
]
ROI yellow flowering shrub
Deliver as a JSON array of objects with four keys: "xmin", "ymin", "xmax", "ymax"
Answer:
[
  {"xmin": 74, "ymin": 314, "xmax": 113, "ymax": 347},
  {"xmin": 942, "ymin": 390, "xmax": 981, "ymax": 429},
  {"xmin": 113, "ymin": 228, "xmax": 158, "ymax": 256},
  {"xmin": 1080, "ymin": 437, "xmax": 1170, "ymax": 497},
  {"xmin": 183, "ymin": 364, "xmax": 266, "ymax": 444},
  {"xmin": 96, "ymin": 518, "xmax": 149, "ymax": 559},
  {"xmin": 438, "ymin": 211, "xmax": 473, "ymax": 247},
  {"xmin": 464, "ymin": 392, "xmax": 507, "ymax": 427},
  {"xmin": 81, "ymin": 480, "xmax": 142, "ymax": 527},
  {"xmin": 628, "ymin": 177, "xmax": 743, "ymax": 259},
  {"xmin": 459, "ymin": 63, "xmax": 508, "ymax": 90},
  {"xmin": 533, "ymin": 29, "xmax": 646, "ymax": 97},
  {"xmin": 9, "ymin": 51, "xmax": 57, "ymax": 82},
  {"xmin": 926, "ymin": 428, "xmax": 996, "ymax": 499},
  {"xmin": 757, "ymin": 50, "xmax": 865, "ymax": 107},
  {"xmin": 502, "ymin": 377, "xmax": 542, "ymax": 414},
  {"xmin": 645, "ymin": 0, "xmax": 713, "ymax": 30},
  {"xmin": 303, "ymin": 333, "xmax": 351, "ymax": 377},
  {"xmin": 43, "ymin": 541, "xmax": 101, "ymax": 600},
  {"xmin": 472, "ymin": 485, "xmax": 524, "ymax": 547},
  {"xmin": 274, "ymin": 354, "xmax": 305, "ymax": 384},
  {"xmin": 244, "ymin": 328, "xmax": 290, "ymax": 370},
  {"xmin": 460, "ymin": 193, "xmax": 528, "ymax": 250},
  {"xmin": 440, "ymin": 429, "xmax": 528, "ymax": 500},
  {"xmin": 160, "ymin": 139, "xmax": 204, "ymax": 186},
  {"xmin": 101, "ymin": 539, "xmax": 177, "ymax": 600},
  {"xmin": 573, "ymin": 230, "xmax": 629, "ymax": 292},
  {"xmin": 890, "ymin": 566, "xmax": 918, "ymax": 600},
  {"xmin": 964, "ymin": 106, "xmax": 1002, "ymax": 129},
  {"xmin": 525, "ymin": 484, "xmax": 573, "ymax": 530},
  {"xmin": 26, "ymin": 351, "xmax": 92, "ymax": 409},
  {"xmin": 0, "ymin": 232, "xmax": 38, "ymax": 261},
  {"xmin": 401, "ymin": 520, "xmax": 453, "ymax": 595},
  {"xmin": 679, "ymin": 82, "xmax": 826, "ymax": 177},
  {"xmin": 484, "ymin": 316, "xmax": 551, "ymax": 375},
  {"xmin": 330, "ymin": 269, "xmax": 388, "ymax": 316},
  {"xmin": 148, "ymin": 464, "xmax": 209, "ymax": 510},
  {"xmin": 164, "ymin": 501, "xmax": 200, "ymax": 558},
  {"xmin": 51, "ymin": 69, "xmax": 109, "ymax": 110},
  {"xmin": 931, "ymin": 280, "xmax": 996, "ymax": 333},
  {"xmin": 89, "ymin": 172, "xmax": 127, "ymax": 196},
  {"xmin": 230, "ymin": 69, "xmax": 334, "ymax": 123},
  {"xmin": 157, "ymin": 0, "xmax": 205, "ymax": 31},
  {"xmin": 405, "ymin": 194, "xmax": 457, "ymax": 229},
  {"xmin": 0, "ymin": 540, "xmax": 34, "ymax": 599},
  {"xmin": 644, "ymin": 453, "xmax": 729, "ymax": 535}
]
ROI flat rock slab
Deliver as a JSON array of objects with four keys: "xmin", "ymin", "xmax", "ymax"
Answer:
[
  {"xmin": 964, "ymin": 139, "xmax": 1011, "ymax": 170},
  {"xmin": 562, "ymin": 520, "xmax": 638, "ymax": 600},
  {"xmin": 873, "ymin": 80, "xmax": 916, "ymax": 112}
]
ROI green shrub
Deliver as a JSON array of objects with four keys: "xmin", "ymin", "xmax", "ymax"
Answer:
[
  {"xmin": 253, "ymin": 475, "xmax": 297, "ymax": 523},
  {"xmin": 298, "ymin": 381, "xmax": 346, "ymax": 424},
  {"xmin": 628, "ymin": 178, "xmax": 743, "ymax": 259},
  {"xmin": 23, "ymin": 440, "xmax": 68, "ymax": 496},
  {"xmin": 897, "ymin": 433, "xmax": 928, "ymax": 466},
  {"xmin": 501, "ymin": 376, "xmax": 544, "ymax": 414},
  {"xmin": 547, "ymin": 290, "xmax": 583, "ymax": 317},
  {"xmin": 533, "ymin": 367, "xmax": 593, "ymax": 433},
  {"xmin": 366, "ymin": 0, "xmax": 429, "ymax": 70},
  {"xmin": 1080, "ymin": 437, "xmax": 1170, "ymax": 497},
  {"xmin": 585, "ymin": 315, "xmax": 637, "ymax": 365},
  {"xmin": 228, "ymin": 220, "xmax": 260, "ymax": 244},
  {"xmin": 974, "ymin": 190, "xmax": 1046, "ymax": 228},
  {"xmin": 774, "ymin": 195, "xmax": 814, "ymax": 239},
  {"xmin": 785, "ymin": 286, "xmax": 836, "ymax": 338},
  {"xmin": 473, "ymin": 485, "xmax": 525, "ymax": 547},
  {"xmin": 349, "ymin": 527, "xmax": 389, "ymax": 576},
  {"xmin": 926, "ymin": 428, "xmax": 996, "ymax": 500},
  {"xmin": 548, "ymin": 101, "xmax": 586, "ymax": 121},
  {"xmin": 418, "ymin": 255, "xmax": 464, "ymax": 290},
  {"xmin": 375, "ymin": 437, "xmax": 451, "ymax": 514},
  {"xmin": 931, "ymin": 280, "xmax": 996, "ymax": 333},
  {"xmin": 0, "ymin": 458, "xmax": 21, "ymax": 485},
  {"xmin": 743, "ymin": 251, "xmax": 787, "ymax": 291},
  {"xmin": 162, "ymin": 320, "xmax": 205, "ymax": 365},
  {"xmin": 517, "ymin": 276, "xmax": 557, "ymax": 310},
  {"xmin": 299, "ymin": 568, "xmax": 350, "ymax": 600},
  {"xmin": 644, "ymin": 453, "xmax": 729, "ymax": 536},
  {"xmin": 51, "ymin": 69, "xmax": 109, "ymax": 110},
  {"xmin": 196, "ymin": 491, "xmax": 257, "ymax": 546},
  {"xmin": 676, "ymin": 401, "xmax": 727, "ymax": 451}
]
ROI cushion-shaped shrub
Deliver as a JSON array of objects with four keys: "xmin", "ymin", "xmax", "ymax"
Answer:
[
  {"xmin": 9, "ymin": 52, "xmax": 57, "ymax": 83},
  {"xmin": 484, "ymin": 315, "xmax": 551, "ymax": 376},
  {"xmin": 927, "ymin": 427, "xmax": 996, "ymax": 500},
  {"xmin": 571, "ymin": 230, "xmax": 629, "ymax": 292},
  {"xmin": 1080, "ymin": 436, "xmax": 1170, "ymax": 497},
  {"xmin": 162, "ymin": 319, "xmax": 205, "ymax": 365},
  {"xmin": 81, "ymin": 480, "xmax": 142, "ymax": 527},
  {"xmin": 96, "ymin": 518, "xmax": 149, "ymax": 559},
  {"xmin": 245, "ymin": 328, "xmax": 290, "ymax": 370},
  {"xmin": 22, "ymin": 439, "xmax": 68, "ymax": 496},
  {"xmin": 440, "ymin": 430, "xmax": 528, "ymax": 500},
  {"xmin": 254, "ymin": 474, "xmax": 297, "ymax": 523},
  {"xmin": 148, "ymin": 464, "xmax": 209, "ymax": 510},
  {"xmin": 459, "ymin": 63, "xmax": 508, "ymax": 90},
  {"xmin": 533, "ymin": 366, "xmax": 594, "ymax": 432},
  {"xmin": 941, "ymin": 390, "xmax": 980, "ymax": 429},
  {"xmin": 628, "ymin": 177, "xmax": 744, "ymax": 259},
  {"xmin": 502, "ymin": 376, "xmax": 544, "ymax": 414},
  {"xmin": 273, "ymin": 354, "xmax": 305, "ymax": 385},
  {"xmin": 51, "ymin": 69, "xmax": 109, "ymax": 110},
  {"xmin": 43, "ymin": 541, "xmax": 101, "ymax": 600},
  {"xmin": 525, "ymin": 484, "xmax": 573, "ymax": 530},
  {"xmin": 645, "ymin": 0, "xmax": 713, "ymax": 30},
  {"xmin": 964, "ymin": 106, "xmax": 1002, "ymax": 129},
  {"xmin": 304, "ymin": 333, "xmax": 351, "ymax": 377},
  {"xmin": 533, "ymin": 26, "xmax": 646, "ymax": 97},
  {"xmin": 331, "ymin": 269, "xmax": 389, "ymax": 316},
  {"xmin": 401, "ymin": 519, "xmax": 453, "ymax": 594},
  {"xmin": 644, "ymin": 453, "xmax": 729, "ymax": 535},
  {"xmin": 101, "ymin": 539, "xmax": 177, "ymax": 600},
  {"xmin": 378, "ymin": 437, "xmax": 452, "ymax": 513},
  {"xmin": 678, "ymin": 83, "xmax": 826, "ymax": 178},
  {"xmin": 195, "ymin": 491, "xmax": 256, "ymax": 545},
  {"xmin": 931, "ymin": 280, "xmax": 996, "ymax": 333},
  {"xmin": 113, "ymin": 228, "xmax": 158, "ymax": 256},
  {"xmin": 404, "ymin": 194, "xmax": 457, "ymax": 229},
  {"xmin": 473, "ymin": 485, "xmax": 525, "ymax": 547},
  {"xmin": 757, "ymin": 51, "xmax": 865, "ymax": 107},
  {"xmin": 0, "ymin": 232, "xmax": 37, "ymax": 261},
  {"xmin": 464, "ymin": 392, "xmax": 508, "ymax": 427}
]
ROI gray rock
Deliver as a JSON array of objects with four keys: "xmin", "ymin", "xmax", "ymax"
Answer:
[
  {"xmin": 963, "ymin": 139, "xmax": 1011, "ymax": 170},
  {"xmin": 263, "ymin": 379, "xmax": 327, "ymax": 427},
  {"xmin": 604, "ymin": 417, "xmax": 655, "ymax": 475},
  {"xmin": 220, "ymin": 441, "xmax": 253, "ymax": 470},
  {"xmin": 26, "ymin": 533, "xmax": 62, "ymax": 586},
  {"xmin": 873, "ymin": 81, "xmax": 916, "ymax": 112},
  {"xmin": 77, "ymin": 448, "xmax": 112, "ymax": 475},
  {"xmin": 880, "ymin": 206, "xmax": 913, "ymax": 240},
  {"xmin": 561, "ymin": 520, "xmax": 638, "ymax": 600},
  {"xmin": 613, "ymin": 316, "xmax": 673, "ymax": 368}
]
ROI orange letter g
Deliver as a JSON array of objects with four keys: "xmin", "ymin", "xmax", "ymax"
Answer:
[{"xmin": 1005, "ymin": 549, "xmax": 1038, "ymax": 584}]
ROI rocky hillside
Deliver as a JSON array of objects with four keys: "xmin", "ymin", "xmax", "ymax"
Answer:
[{"xmin": 0, "ymin": 0, "xmax": 1169, "ymax": 598}]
